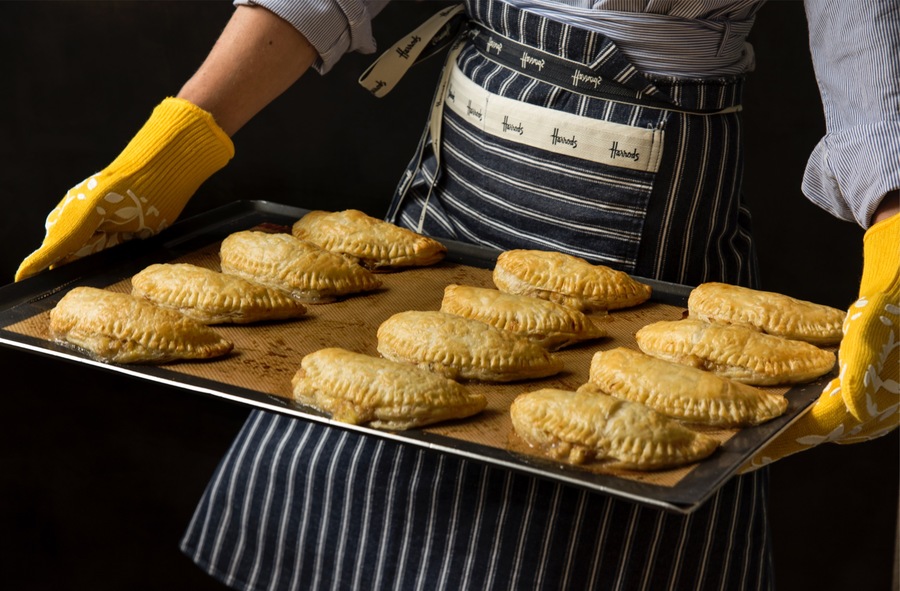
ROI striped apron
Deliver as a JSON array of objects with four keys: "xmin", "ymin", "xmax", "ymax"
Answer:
[{"xmin": 181, "ymin": 2, "xmax": 772, "ymax": 590}]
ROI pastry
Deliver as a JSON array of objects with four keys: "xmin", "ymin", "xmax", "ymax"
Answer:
[
  {"xmin": 291, "ymin": 347, "xmax": 487, "ymax": 430},
  {"xmin": 509, "ymin": 388, "xmax": 719, "ymax": 470},
  {"xmin": 687, "ymin": 282, "xmax": 845, "ymax": 345},
  {"xmin": 219, "ymin": 230, "xmax": 382, "ymax": 303},
  {"xmin": 635, "ymin": 318, "xmax": 836, "ymax": 386},
  {"xmin": 292, "ymin": 209, "xmax": 447, "ymax": 271},
  {"xmin": 581, "ymin": 347, "xmax": 788, "ymax": 427},
  {"xmin": 131, "ymin": 263, "xmax": 308, "ymax": 324},
  {"xmin": 49, "ymin": 286, "xmax": 233, "ymax": 364},
  {"xmin": 376, "ymin": 310, "xmax": 564, "ymax": 382},
  {"xmin": 492, "ymin": 249, "xmax": 652, "ymax": 312},
  {"xmin": 439, "ymin": 284, "xmax": 608, "ymax": 350}
]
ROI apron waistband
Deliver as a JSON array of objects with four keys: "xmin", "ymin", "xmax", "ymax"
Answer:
[
  {"xmin": 467, "ymin": 0, "xmax": 744, "ymax": 114},
  {"xmin": 467, "ymin": 22, "xmax": 670, "ymax": 108},
  {"xmin": 467, "ymin": 22, "xmax": 741, "ymax": 114},
  {"xmin": 361, "ymin": 3, "xmax": 743, "ymax": 115}
]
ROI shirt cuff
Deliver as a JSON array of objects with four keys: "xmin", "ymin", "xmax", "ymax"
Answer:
[
  {"xmin": 234, "ymin": 0, "xmax": 387, "ymax": 74},
  {"xmin": 802, "ymin": 121, "xmax": 900, "ymax": 229}
]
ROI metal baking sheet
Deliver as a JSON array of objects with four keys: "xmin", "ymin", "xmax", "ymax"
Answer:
[{"xmin": 0, "ymin": 200, "xmax": 828, "ymax": 514}]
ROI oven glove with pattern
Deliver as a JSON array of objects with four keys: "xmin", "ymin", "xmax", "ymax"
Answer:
[
  {"xmin": 744, "ymin": 213, "xmax": 899, "ymax": 470},
  {"xmin": 15, "ymin": 97, "xmax": 234, "ymax": 281}
]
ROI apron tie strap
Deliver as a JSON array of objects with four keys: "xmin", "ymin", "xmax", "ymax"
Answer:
[
  {"xmin": 361, "ymin": 4, "xmax": 469, "ymax": 231},
  {"xmin": 358, "ymin": 3, "xmax": 466, "ymax": 98}
]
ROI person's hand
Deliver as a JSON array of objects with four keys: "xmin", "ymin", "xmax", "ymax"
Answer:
[
  {"xmin": 15, "ymin": 97, "xmax": 233, "ymax": 281},
  {"xmin": 745, "ymin": 213, "xmax": 899, "ymax": 469}
]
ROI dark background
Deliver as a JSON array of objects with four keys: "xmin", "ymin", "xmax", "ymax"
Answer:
[{"xmin": 1, "ymin": 1, "xmax": 896, "ymax": 589}]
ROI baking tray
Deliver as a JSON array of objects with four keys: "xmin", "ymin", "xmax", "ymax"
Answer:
[{"xmin": 0, "ymin": 200, "xmax": 829, "ymax": 514}]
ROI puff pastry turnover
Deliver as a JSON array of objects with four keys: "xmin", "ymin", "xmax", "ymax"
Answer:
[
  {"xmin": 131, "ymin": 263, "xmax": 308, "ymax": 324},
  {"xmin": 291, "ymin": 347, "xmax": 487, "ymax": 429},
  {"xmin": 49, "ymin": 286, "xmax": 233, "ymax": 364},
  {"xmin": 377, "ymin": 310, "xmax": 564, "ymax": 382},
  {"xmin": 292, "ymin": 209, "xmax": 447, "ymax": 271},
  {"xmin": 635, "ymin": 318, "xmax": 836, "ymax": 386},
  {"xmin": 688, "ymin": 282, "xmax": 845, "ymax": 345},
  {"xmin": 581, "ymin": 347, "xmax": 788, "ymax": 427},
  {"xmin": 510, "ymin": 388, "xmax": 719, "ymax": 470},
  {"xmin": 440, "ymin": 284, "xmax": 608, "ymax": 351},
  {"xmin": 219, "ymin": 230, "xmax": 382, "ymax": 303},
  {"xmin": 492, "ymin": 249, "xmax": 652, "ymax": 312}
]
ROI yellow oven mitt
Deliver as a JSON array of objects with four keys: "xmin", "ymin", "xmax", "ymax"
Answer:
[
  {"xmin": 746, "ymin": 213, "xmax": 899, "ymax": 469},
  {"xmin": 15, "ymin": 97, "xmax": 234, "ymax": 281}
]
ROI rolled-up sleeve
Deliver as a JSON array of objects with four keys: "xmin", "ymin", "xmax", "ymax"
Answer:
[
  {"xmin": 235, "ymin": 0, "xmax": 391, "ymax": 73},
  {"xmin": 802, "ymin": 0, "xmax": 900, "ymax": 229}
]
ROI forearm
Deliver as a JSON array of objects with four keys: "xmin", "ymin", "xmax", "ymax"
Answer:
[{"xmin": 177, "ymin": 5, "xmax": 318, "ymax": 136}]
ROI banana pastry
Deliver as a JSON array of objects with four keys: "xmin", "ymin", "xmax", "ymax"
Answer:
[
  {"xmin": 292, "ymin": 209, "xmax": 447, "ymax": 271},
  {"xmin": 49, "ymin": 286, "xmax": 233, "ymax": 364},
  {"xmin": 492, "ymin": 249, "xmax": 652, "ymax": 312},
  {"xmin": 377, "ymin": 310, "xmax": 565, "ymax": 382},
  {"xmin": 509, "ymin": 388, "xmax": 719, "ymax": 470},
  {"xmin": 291, "ymin": 347, "xmax": 487, "ymax": 430},
  {"xmin": 581, "ymin": 347, "xmax": 788, "ymax": 427},
  {"xmin": 687, "ymin": 282, "xmax": 845, "ymax": 345},
  {"xmin": 131, "ymin": 263, "xmax": 308, "ymax": 324},
  {"xmin": 219, "ymin": 230, "xmax": 382, "ymax": 303},
  {"xmin": 635, "ymin": 318, "xmax": 836, "ymax": 386},
  {"xmin": 439, "ymin": 284, "xmax": 608, "ymax": 350}
]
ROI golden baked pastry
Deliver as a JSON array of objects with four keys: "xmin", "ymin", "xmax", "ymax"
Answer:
[
  {"xmin": 492, "ymin": 249, "xmax": 652, "ymax": 312},
  {"xmin": 131, "ymin": 263, "xmax": 308, "ymax": 324},
  {"xmin": 219, "ymin": 230, "xmax": 382, "ymax": 303},
  {"xmin": 439, "ymin": 284, "xmax": 608, "ymax": 351},
  {"xmin": 687, "ymin": 282, "xmax": 845, "ymax": 345},
  {"xmin": 291, "ymin": 209, "xmax": 447, "ymax": 271},
  {"xmin": 635, "ymin": 318, "xmax": 836, "ymax": 386},
  {"xmin": 49, "ymin": 286, "xmax": 233, "ymax": 364},
  {"xmin": 581, "ymin": 347, "xmax": 788, "ymax": 427},
  {"xmin": 291, "ymin": 347, "xmax": 487, "ymax": 429},
  {"xmin": 509, "ymin": 388, "xmax": 719, "ymax": 470},
  {"xmin": 376, "ymin": 310, "xmax": 564, "ymax": 382}
]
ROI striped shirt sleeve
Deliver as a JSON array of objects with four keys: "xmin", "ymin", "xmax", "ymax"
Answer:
[
  {"xmin": 234, "ymin": 0, "xmax": 390, "ymax": 73},
  {"xmin": 802, "ymin": 0, "xmax": 900, "ymax": 228}
]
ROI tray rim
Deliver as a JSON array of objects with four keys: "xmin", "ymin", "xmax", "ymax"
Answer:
[{"xmin": 0, "ymin": 199, "xmax": 827, "ymax": 514}]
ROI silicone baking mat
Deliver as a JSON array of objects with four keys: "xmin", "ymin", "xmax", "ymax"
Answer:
[{"xmin": 0, "ymin": 201, "xmax": 828, "ymax": 513}]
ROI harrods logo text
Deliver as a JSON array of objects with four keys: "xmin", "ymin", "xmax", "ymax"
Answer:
[
  {"xmin": 551, "ymin": 128, "xmax": 577, "ymax": 148},
  {"xmin": 571, "ymin": 70, "xmax": 604, "ymax": 90},
  {"xmin": 501, "ymin": 115, "xmax": 524, "ymax": 135},
  {"xmin": 609, "ymin": 141, "xmax": 640, "ymax": 161},
  {"xmin": 432, "ymin": 24, "xmax": 453, "ymax": 46},
  {"xmin": 486, "ymin": 38, "xmax": 503, "ymax": 55},
  {"xmin": 520, "ymin": 52, "xmax": 546, "ymax": 72},
  {"xmin": 467, "ymin": 100, "xmax": 484, "ymax": 121},
  {"xmin": 396, "ymin": 35, "xmax": 422, "ymax": 60}
]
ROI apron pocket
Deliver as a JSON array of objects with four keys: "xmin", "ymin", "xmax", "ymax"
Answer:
[{"xmin": 392, "ymin": 61, "xmax": 669, "ymax": 272}]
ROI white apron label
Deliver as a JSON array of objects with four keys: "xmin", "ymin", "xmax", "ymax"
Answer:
[{"xmin": 444, "ymin": 63, "xmax": 665, "ymax": 174}]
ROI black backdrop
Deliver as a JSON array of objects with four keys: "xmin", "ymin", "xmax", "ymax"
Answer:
[{"xmin": 1, "ymin": 2, "xmax": 896, "ymax": 590}]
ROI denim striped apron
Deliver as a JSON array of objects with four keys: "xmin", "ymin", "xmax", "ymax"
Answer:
[{"xmin": 181, "ymin": 2, "xmax": 772, "ymax": 590}]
